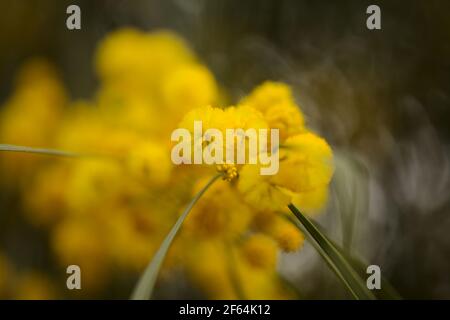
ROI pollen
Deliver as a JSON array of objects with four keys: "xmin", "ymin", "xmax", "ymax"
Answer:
[{"xmin": 216, "ymin": 164, "xmax": 238, "ymax": 181}]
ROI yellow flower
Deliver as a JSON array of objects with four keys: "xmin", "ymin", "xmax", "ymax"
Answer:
[
  {"xmin": 64, "ymin": 160, "xmax": 124, "ymax": 214},
  {"xmin": 291, "ymin": 186, "xmax": 329, "ymax": 215},
  {"xmin": 180, "ymin": 105, "xmax": 268, "ymax": 137},
  {"xmin": 95, "ymin": 28, "xmax": 195, "ymax": 91},
  {"xmin": 51, "ymin": 219, "xmax": 109, "ymax": 291},
  {"xmin": 251, "ymin": 212, "xmax": 304, "ymax": 252},
  {"xmin": 216, "ymin": 163, "xmax": 239, "ymax": 181},
  {"xmin": 106, "ymin": 208, "xmax": 157, "ymax": 271},
  {"xmin": 96, "ymin": 89, "xmax": 161, "ymax": 136},
  {"xmin": 177, "ymin": 105, "xmax": 269, "ymax": 175},
  {"xmin": 238, "ymin": 163, "xmax": 292, "ymax": 211},
  {"xmin": 185, "ymin": 241, "xmax": 237, "ymax": 299},
  {"xmin": 0, "ymin": 59, "xmax": 66, "ymax": 147},
  {"xmin": 183, "ymin": 178, "xmax": 253, "ymax": 240},
  {"xmin": 241, "ymin": 81, "xmax": 305, "ymax": 140},
  {"xmin": 270, "ymin": 218, "xmax": 305, "ymax": 252},
  {"xmin": 238, "ymin": 131, "xmax": 333, "ymax": 211},
  {"xmin": 0, "ymin": 59, "xmax": 66, "ymax": 183},
  {"xmin": 240, "ymin": 234, "xmax": 278, "ymax": 270},
  {"xmin": 126, "ymin": 141, "xmax": 172, "ymax": 187},
  {"xmin": 274, "ymin": 132, "xmax": 334, "ymax": 193},
  {"xmin": 161, "ymin": 63, "xmax": 219, "ymax": 112},
  {"xmin": 235, "ymin": 250, "xmax": 294, "ymax": 299},
  {"xmin": 57, "ymin": 101, "xmax": 143, "ymax": 157},
  {"xmin": 23, "ymin": 164, "xmax": 69, "ymax": 226}
]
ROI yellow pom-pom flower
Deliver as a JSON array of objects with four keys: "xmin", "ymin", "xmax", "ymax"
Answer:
[
  {"xmin": 241, "ymin": 81, "xmax": 305, "ymax": 141},
  {"xmin": 240, "ymin": 234, "xmax": 278, "ymax": 269},
  {"xmin": 183, "ymin": 178, "xmax": 253, "ymax": 239},
  {"xmin": 274, "ymin": 132, "xmax": 334, "ymax": 193},
  {"xmin": 95, "ymin": 28, "xmax": 195, "ymax": 91},
  {"xmin": 51, "ymin": 219, "xmax": 109, "ymax": 291},
  {"xmin": 270, "ymin": 218, "xmax": 305, "ymax": 252},
  {"xmin": 161, "ymin": 63, "xmax": 219, "ymax": 112},
  {"xmin": 126, "ymin": 141, "xmax": 172, "ymax": 186},
  {"xmin": 238, "ymin": 131, "xmax": 333, "ymax": 211}
]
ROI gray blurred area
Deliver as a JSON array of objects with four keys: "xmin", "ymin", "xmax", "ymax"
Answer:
[{"xmin": 1, "ymin": 0, "xmax": 450, "ymax": 299}]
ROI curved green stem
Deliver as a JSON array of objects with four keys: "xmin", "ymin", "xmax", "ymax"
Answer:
[{"xmin": 130, "ymin": 174, "xmax": 222, "ymax": 300}]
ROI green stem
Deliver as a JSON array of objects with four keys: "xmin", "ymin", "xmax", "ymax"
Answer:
[{"xmin": 130, "ymin": 174, "xmax": 222, "ymax": 300}]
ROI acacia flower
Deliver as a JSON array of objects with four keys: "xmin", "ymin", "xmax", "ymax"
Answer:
[{"xmin": 0, "ymin": 28, "xmax": 337, "ymax": 300}]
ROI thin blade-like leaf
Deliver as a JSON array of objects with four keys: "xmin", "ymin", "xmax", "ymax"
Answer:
[
  {"xmin": 288, "ymin": 203, "xmax": 376, "ymax": 300},
  {"xmin": 305, "ymin": 211, "xmax": 401, "ymax": 299},
  {"xmin": 332, "ymin": 243, "xmax": 401, "ymax": 300},
  {"xmin": 0, "ymin": 144, "xmax": 81, "ymax": 157},
  {"xmin": 130, "ymin": 174, "xmax": 221, "ymax": 300}
]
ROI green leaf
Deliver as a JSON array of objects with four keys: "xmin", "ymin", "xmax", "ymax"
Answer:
[
  {"xmin": 332, "ymin": 243, "xmax": 401, "ymax": 300},
  {"xmin": 130, "ymin": 174, "xmax": 221, "ymax": 300},
  {"xmin": 308, "ymin": 217, "xmax": 401, "ymax": 299},
  {"xmin": 0, "ymin": 144, "xmax": 81, "ymax": 157},
  {"xmin": 287, "ymin": 203, "xmax": 376, "ymax": 300}
]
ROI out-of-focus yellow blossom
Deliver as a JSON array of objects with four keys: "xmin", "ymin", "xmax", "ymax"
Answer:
[
  {"xmin": 185, "ymin": 241, "xmax": 237, "ymax": 299},
  {"xmin": 52, "ymin": 219, "xmax": 109, "ymax": 291},
  {"xmin": 13, "ymin": 272, "xmax": 56, "ymax": 300},
  {"xmin": 126, "ymin": 141, "xmax": 172, "ymax": 187},
  {"xmin": 96, "ymin": 28, "xmax": 195, "ymax": 91},
  {"xmin": 236, "ymin": 258, "xmax": 293, "ymax": 300},
  {"xmin": 240, "ymin": 234, "xmax": 277, "ymax": 270},
  {"xmin": 184, "ymin": 240, "xmax": 290, "ymax": 299},
  {"xmin": 0, "ymin": 59, "xmax": 66, "ymax": 183},
  {"xmin": 161, "ymin": 63, "xmax": 219, "ymax": 112},
  {"xmin": 96, "ymin": 90, "xmax": 161, "ymax": 136},
  {"xmin": 183, "ymin": 178, "xmax": 253, "ymax": 239},
  {"xmin": 251, "ymin": 211, "xmax": 304, "ymax": 252},
  {"xmin": 106, "ymin": 208, "xmax": 157, "ymax": 271},
  {"xmin": 241, "ymin": 81, "xmax": 305, "ymax": 141},
  {"xmin": 64, "ymin": 160, "xmax": 125, "ymax": 214},
  {"xmin": 23, "ymin": 163, "xmax": 70, "ymax": 226},
  {"xmin": 56, "ymin": 102, "xmax": 143, "ymax": 157},
  {"xmin": 269, "ymin": 218, "xmax": 305, "ymax": 252}
]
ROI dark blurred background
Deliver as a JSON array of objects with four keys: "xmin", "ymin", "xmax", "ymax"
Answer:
[{"xmin": 1, "ymin": 0, "xmax": 450, "ymax": 299}]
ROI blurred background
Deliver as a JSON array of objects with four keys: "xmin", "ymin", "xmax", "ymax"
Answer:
[{"xmin": 0, "ymin": 0, "xmax": 450, "ymax": 299}]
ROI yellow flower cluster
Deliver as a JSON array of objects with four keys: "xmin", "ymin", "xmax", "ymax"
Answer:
[
  {"xmin": 238, "ymin": 131, "xmax": 334, "ymax": 214},
  {"xmin": 0, "ymin": 59, "xmax": 66, "ymax": 186},
  {"xmin": 0, "ymin": 28, "xmax": 333, "ymax": 299},
  {"xmin": 241, "ymin": 81, "xmax": 305, "ymax": 141},
  {"xmin": 178, "ymin": 83, "xmax": 333, "ymax": 212}
]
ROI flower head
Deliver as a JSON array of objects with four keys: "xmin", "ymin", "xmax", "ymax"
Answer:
[{"xmin": 241, "ymin": 81, "xmax": 305, "ymax": 141}]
